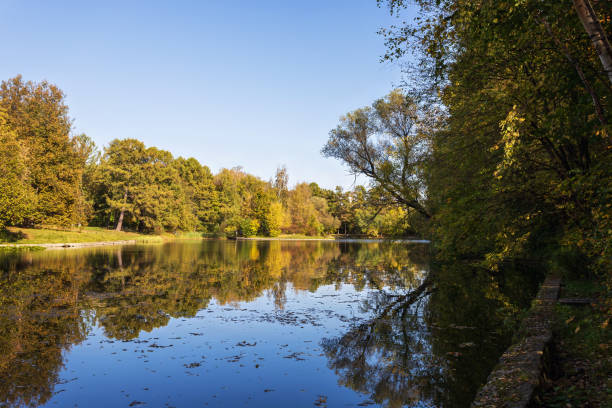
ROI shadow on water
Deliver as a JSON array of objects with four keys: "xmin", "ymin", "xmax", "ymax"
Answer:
[
  {"xmin": 0, "ymin": 241, "xmax": 541, "ymax": 408},
  {"xmin": 321, "ymin": 261, "xmax": 544, "ymax": 407}
]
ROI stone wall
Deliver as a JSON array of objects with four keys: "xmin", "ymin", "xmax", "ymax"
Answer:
[{"xmin": 471, "ymin": 276, "xmax": 561, "ymax": 408}]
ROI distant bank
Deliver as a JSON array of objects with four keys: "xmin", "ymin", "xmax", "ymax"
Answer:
[
  {"xmin": 235, "ymin": 235, "xmax": 430, "ymax": 243},
  {"xmin": 0, "ymin": 227, "xmax": 430, "ymax": 249},
  {"xmin": 0, "ymin": 226, "xmax": 182, "ymax": 247}
]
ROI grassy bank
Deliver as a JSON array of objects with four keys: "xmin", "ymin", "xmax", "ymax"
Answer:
[
  {"xmin": 535, "ymin": 280, "xmax": 611, "ymax": 407},
  {"xmin": 0, "ymin": 227, "xmax": 166, "ymax": 245},
  {"xmin": 0, "ymin": 228, "xmax": 416, "ymax": 246}
]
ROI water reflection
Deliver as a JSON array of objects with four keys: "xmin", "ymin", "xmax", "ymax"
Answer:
[
  {"xmin": 322, "ymin": 262, "xmax": 543, "ymax": 407},
  {"xmin": 0, "ymin": 241, "xmax": 539, "ymax": 408}
]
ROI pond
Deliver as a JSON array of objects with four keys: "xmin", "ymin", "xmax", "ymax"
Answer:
[{"xmin": 0, "ymin": 240, "xmax": 541, "ymax": 408}]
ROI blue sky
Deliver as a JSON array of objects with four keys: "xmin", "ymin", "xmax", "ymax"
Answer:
[{"xmin": 0, "ymin": 0, "xmax": 409, "ymax": 189}]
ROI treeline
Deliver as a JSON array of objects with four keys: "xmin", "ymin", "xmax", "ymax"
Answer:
[
  {"xmin": 0, "ymin": 76, "xmax": 413, "ymax": 237},
  {"xmin": 87, "ymin": 149, "xmax": 415, "ymax": 236}
]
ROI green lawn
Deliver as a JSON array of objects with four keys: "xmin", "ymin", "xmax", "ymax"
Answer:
[
  {"xmin": 1, "ymin": 227, "xmax": 165, "ymax": 244},
  {"xmin": 0, "ymin": 228, "xmax": 372, "ymax": 245}
]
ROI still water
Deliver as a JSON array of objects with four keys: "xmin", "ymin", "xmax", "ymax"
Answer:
[{"xmin": 0, "ymin": 240, "xmax": 540, "ymax": 408}]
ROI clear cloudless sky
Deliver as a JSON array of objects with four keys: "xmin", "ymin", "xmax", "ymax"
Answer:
[{"xmin": 0, "ymin": 0, "xmax": 412, "ymax": 189}]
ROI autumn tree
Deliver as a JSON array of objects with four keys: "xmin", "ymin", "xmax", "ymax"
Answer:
[
  {"xmin": 375, "ymin": 0, "xmax": 611, "ymax": 272},
  {"xmin": 323, "ymin": 89, "xmax": 435, "ymax": 220},
  {"xmin": 0, "ymin": 76, "xmax": 88, "ymax": 227},
  {"xmin": 0, "ymin": 108, "xmax": 35, "ymax": 229},
  {"xmin": 286, "ymin": 183, "xmax": 339, "ymax": 235}
]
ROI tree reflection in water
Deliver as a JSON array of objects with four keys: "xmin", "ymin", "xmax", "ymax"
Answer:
[
  {"xmin": 0, "ymin": 241, "xmax": 539, "ymax": 408},
  {"xmin": 0, "ymin": 255, "xmax": 90, "ymax": 408},
  {"xmin": 321, "ymin": 262, "xmax": 543, "ymax": 407}
]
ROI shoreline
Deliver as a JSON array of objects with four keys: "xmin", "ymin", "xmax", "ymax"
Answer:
[
  {"xmin": 0, "ymin": 236, "xmax": 431, "ymax": 249},
  {"xmin": 236, "ymin": 236, "xmax": 430, "ymax": 243},
  {"xmin": 0, "ymin": 240, "xmax": 138, "ymax": 249}
]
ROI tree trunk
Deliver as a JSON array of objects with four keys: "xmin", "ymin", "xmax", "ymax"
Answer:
[
  {"xmin": 115, "ymin": 208, "xmax": 125, "ymax": 231},
  {"xmin": 115, "ymin": 189, "xmax": 128, "ymax": 231},
  {"xmin": 573, "ymin": 0, "xmax": 612, "ymax": 85},
  {"xmin": 541, "ymin": 17, "xmax": 609, "ymax": 129}
]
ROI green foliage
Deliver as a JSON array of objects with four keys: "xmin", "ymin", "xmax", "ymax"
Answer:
[
  {"xmin": 88, "ymin": 139, "xmax": 195, "ymax": 233},
  {"xmin": 372, "ymin": 0, "xmax": 612, "ymax": 277},
  {"xmin": 239, "ymin": 218, "xmax": 260, "ymax": 237},
  {"xmin": 323, "ymin": 89, "xmax": 436, "ymax": 220},
  {"xmin": 212, "ymin": 167, "xmax": 276, "ymax": 236},
  {"xmin": 355, "ymin": 206, "xmax": 412, "ymax": 237},
  {"xmin": 0, "ymin": 77, "xmax": 421, "ymax": 238},
  {"xmin": 172, "ymin": 157, "xmax": 216, "ymax": 231}
]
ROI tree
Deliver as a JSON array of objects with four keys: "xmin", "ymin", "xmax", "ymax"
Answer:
[
  {"xmin": 239, "ymin": 218, "xmax": 260, "ymax": 237},
  {"xmin": 172, "ymin": 157, "xmax": 216, "ymax": 231},
  {"xmin": 0, "ymin": 108, "xmax": 35, "ymax": 229},
  {"xmin": 94, "ymin": 139, "xmax": 146, "ymax": 231},
  {"xmin": 132, "ymin": 146, "xmax": 192, "ymax": 232},
  {"xmin": 0, "ymin": 76, "xmax": 87, "ymax": 227},
  {"xmin": 287, "ymin": 183, "xmax": 321, "ymax": 235},
  {"xmin": 264, "ymin": 201, "xmax": 288, "ymax": 237},
  {"xmin": 376, "ymin": 0, "xmax": 611, "ymax": 273},
  {"xmin": 573, "ymin": 0, "xmax": 612, "ymax": 85},
  {"xmin": 312, "ymin": 196, "xmax": 340, "ymax": 234},
  {"xmin": 212, "ymin": 167, "xmax": 281, "ymax": 237},
  {"xmin": 272, "ymin": 166, "xmax": 289, "ymax": 205},
  {"xmin": 323, "ymin": 89, "xmax": 434, "ymax": 220},
  {"xmin": 285, "ymin": 183, "xmax": 340, "ymax": 236},
  {"xmin": 90, "ymin": 139, "xmax": 193, "ymax": 233}
]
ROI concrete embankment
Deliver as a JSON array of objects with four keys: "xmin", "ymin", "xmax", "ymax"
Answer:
[{"xmin": 471, "ymin": 275, "xmax": 561, "ymax": 408}]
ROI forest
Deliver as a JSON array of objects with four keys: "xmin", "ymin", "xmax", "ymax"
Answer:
[{"xmin": 0, "ymin": 76, "xmax": 415, "ymax": 239}]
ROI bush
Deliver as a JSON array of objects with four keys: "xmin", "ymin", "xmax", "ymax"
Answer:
[{"xmin": 239, "ymin": 218, "xmax": 260, "ymax": 237}]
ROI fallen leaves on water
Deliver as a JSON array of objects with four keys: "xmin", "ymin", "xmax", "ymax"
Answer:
[
  {"xmin": 314, "ymin": 395, "xmax": 328, "ymax": 406},
  {"xmin": 236, "ymin": 340, "xmax": 257, "ymax": 347}
]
